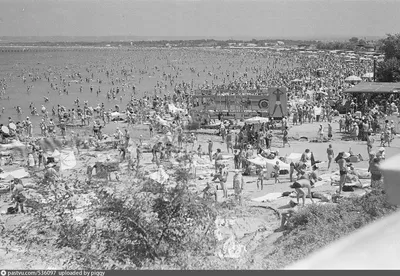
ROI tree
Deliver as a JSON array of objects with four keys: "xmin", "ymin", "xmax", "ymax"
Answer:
[
  {"xmin": 380, "ymin": 34, "xmax": 400, "ymax": 60},
  {"xmin": 376, "ymin": 58, "xmax": 400, "ymax": 82},
  {"xmin": 376, "ymin": 33, "xmax": 400, "ymax": 82},
  {"xmin": 349, "ymin": 37, "xmax": 359, "ymax": 44},
  {"xmin": 357, "ymin": 39, "xmax": 367, "ymax": 47}
]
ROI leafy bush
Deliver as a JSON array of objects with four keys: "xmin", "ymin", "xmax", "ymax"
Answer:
[
  {"xmin": 265, "ymin": 187, "xmax": 397, "ymax": 269},
  {"xmin": 3, "ymin": 176, "xmax": 218, "ymax": 269}
]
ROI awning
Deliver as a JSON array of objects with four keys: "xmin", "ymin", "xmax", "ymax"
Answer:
[{"xmin": 343, "ymin": 82, "xmax": 400, "ymax": 94}]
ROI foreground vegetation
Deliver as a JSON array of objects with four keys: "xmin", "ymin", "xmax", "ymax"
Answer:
[{"xmin": 1, "ymin": 168, "xmax": 397, "ymax": 270}]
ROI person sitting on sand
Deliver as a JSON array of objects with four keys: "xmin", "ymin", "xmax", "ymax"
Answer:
[
  {"xmin": 203, "ymin": 182, "xmax": 217, "ymax": 202},
  {"xmin": 290, "ymin": 178, "xmax": 314, "ymax": 206},
  {"xmin": 11, "ymin": 178, "xmax": 26, "ymax": 214},
  {"xmin": 277, "ymin": 203, "xmax": 300, "ymax": 231}
]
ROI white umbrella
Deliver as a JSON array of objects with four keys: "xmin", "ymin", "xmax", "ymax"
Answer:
[
  {"xmin": 362, "ymin": 72, "xmax": 374, "ymax": 78},
  {"xmin": 345, "ymin": 76, "xmax": 362, "ymax": 82},
  {"xmin": 291, "ymin": 79, "xmax": 302, "ymax": 83},
  {"xmin": 8, "ymin": 123, "xmax": 16, "ymax": 130},
  {"xmin": 1, "ymin": 126, "xmax": 9, "ymax": 134},
  {"xmin": 245, "ymin": 116, "xmax": 269, "ymax": 124}
]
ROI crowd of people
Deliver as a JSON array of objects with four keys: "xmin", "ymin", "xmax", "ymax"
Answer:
[{"xmin": 0, "ymin": 47, "xmax": 397, "ymax": 214}]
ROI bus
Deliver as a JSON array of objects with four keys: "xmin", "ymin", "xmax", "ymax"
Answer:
[{"xmin": 190, "ymin": 88, "xmax": 288, "ymax": 124}]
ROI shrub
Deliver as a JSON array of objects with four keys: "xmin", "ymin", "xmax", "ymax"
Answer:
[
  {"xmin": 265, "ymin": 187, "xmax": 397, "ymax": 269},
  {"xmin": 4, "ymin": 176, "xmax": 218, "ymax": 269}
]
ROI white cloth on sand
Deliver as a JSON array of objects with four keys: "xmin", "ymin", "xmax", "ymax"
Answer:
[{"xmin": 251, "ymin": 192, "xmax": 282, "ymax": 202}]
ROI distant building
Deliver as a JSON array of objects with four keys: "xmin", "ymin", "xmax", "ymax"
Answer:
[{"xmin": 246, "ymin": 43, "xmax": 257, "ymax": 47}]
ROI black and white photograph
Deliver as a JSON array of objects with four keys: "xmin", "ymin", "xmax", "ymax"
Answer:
[{"xmin": 0, "ymin": 0, "xmax": 400, "ymax": 271}]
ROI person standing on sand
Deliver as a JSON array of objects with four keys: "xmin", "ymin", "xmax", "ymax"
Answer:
[
  {"xmin": 317, "ymin": 124, "xmax": 324, "ymax": 142},
  {"xmin": 207, "ymin": 139, "xmax": 213, "ymax": 162},
  {"xmin": 220, "ymin": 124, "xmax": 226, "ymax": 143},
  {"xmin": 289, "ymin": 161, "xmax": 295, "ymax": 182},
  {"xmin": 233, "ymin": 169, "xmax": 244, "ymax": 205},
  {"xmin": 282, "ymin": 126, "xmax": 290, "ymax": 148},
  {"xmin": 368, "ymin": 157, "xmax": 383, "ymax": 189},
  {"xmin": 25, "ymin": 116, "xmax": 33, "ymax": 137},
  {"xmin": 149, "ymin": 124, "xmax": 153, "ymax": 138},
  {"xmin": 212, "ymin": 167, "xmax": 228, "ymax": 198},
  {"xmin": 226, "ymin": 130, "xmax": 233, "ymax": 153},
  {"xmin": 273, "ymin": 161, "xmax": 280, "ymax": 184},
  {"xmin": 139, "ymin": 135, "xmax": 143, "ymax": 146},
  {"xmin": 366, "ymin": 132, "xmax": 373, "ymax": 155},
  {"xmin": 266, "ymin": 129, "xmax": 273, "ymax": 149},
  {"xmin": 124, "ymin": 129, "xmax": 130, "ymax": 148},
  {"xmin": 326, "ymin": 144, "xmax": 334, "ymax": 170},
  {"xmin": 336, "ymin": 152, "xmax": 350, "ymax": 195},
  {"xmin": 233, "ymin": 149, "xmax": 240, "ymax": 169},
  {"xmin": 327, "ymin": 122, "xmax": 333, "ymax": 140},
  {"xmin": 256, "ymin": 167, "xmax": 267, "ymax": 190}
]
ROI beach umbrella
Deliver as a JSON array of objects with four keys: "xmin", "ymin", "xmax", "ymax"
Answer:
[
  {"xmin": 291, "ymin": 79, "xmax": 302, "ymax": 83},
  {"xmin": 8, "ymin": 123, "xmax": 16, "ymax": 130},
  {"xmin": 1, "ymin": 126, "xmax": 9, "ymax": 134},
  {"xmin": 345, "ymin": 76, "xmax": 362, "ymax": 82},
  {"xmin": 245, "ymin": 116, "xmax": 269, "ymax": 124},
  {"xmin": 362, "ymin": 72, "xmax": 374, "ymax": 78}
]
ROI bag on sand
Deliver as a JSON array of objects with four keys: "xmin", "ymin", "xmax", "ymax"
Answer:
[
  {"xmin": 7, "ymin": 206, "xmax": 17, "ymax": 214},
  {"xmin": 342, "ymin": 186, "xmax": 354, "ymax": 192}
]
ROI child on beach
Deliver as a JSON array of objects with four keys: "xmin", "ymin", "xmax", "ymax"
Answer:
[
  {"xmin": 197, "ymin": 145, "xmax": 202, "ymax": 158},
  {"xmin": 282, "ymin": 126, "xmax": 290, "ymax": 148},
  {"xmin": 273, "ymin": 161, "xmax": 280, "ymax": 183},
  {"xmin": 289, "ymin": 161, "xmax": 295, "ymax": 182},
  {"xmin": 256, "ymin": 167, "xmax": 265, "ymax": 190}
]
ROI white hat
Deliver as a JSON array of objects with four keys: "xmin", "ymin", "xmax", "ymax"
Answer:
[
  {"xmin": 378, "ymin": 147, "xmax": 385, "ymax": 152},
  {"xmin": 234, "ymin": 169, "xmax": 240, "ymax": 173}
]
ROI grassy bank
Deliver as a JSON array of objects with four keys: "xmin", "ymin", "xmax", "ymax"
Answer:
[{"xmin": 1, "ymin": 177, "xmax": 397, "ymax": 270}]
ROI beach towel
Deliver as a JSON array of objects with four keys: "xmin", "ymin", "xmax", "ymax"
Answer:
[
  {"xmin": 148, "ymin": 167, "xmax": 169, "ymax": 184},
  {"xmin": 0, "ymin": 168, "xmax": 29, "ymax": 179},
  {"xmin": 60, "ymin": 150, "xmax": 77, "ymax": 171},
  {"xmin": 251, "ymin": 192, "xmax": 282, "ymax": 202}
]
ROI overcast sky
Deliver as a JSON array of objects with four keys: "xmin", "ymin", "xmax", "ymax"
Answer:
[{"xmin": 0, "ymin": 0, "xmax": 398, "ymax": 39}]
